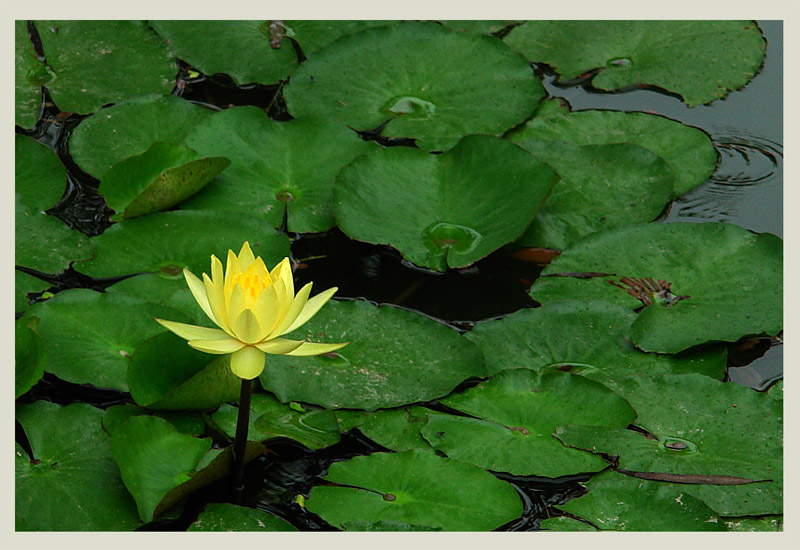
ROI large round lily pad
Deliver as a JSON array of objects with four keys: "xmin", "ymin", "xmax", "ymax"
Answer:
[
  {"xmin": 258, "ymin": 300, "xmax": 487, "ymax": 410},
  {"xmin": 555, "ymin": 470, "xmax": 725, "ymax": 531},
  {"xmin": 180, "ymin": 108, "xmax": 375, "ymax": 232},
  {"xmin": 307, "ymin": 449, "xmax": 523, "ymax": 531},
  {"xmin": 466, "ymin": 300, "xmax": 727, "ymax": 383},
  {"xmin": 149, "ymin": 20, "xmax": 298, "ymax": 84},
  {"xmin": 508, "ymin": 98, "xmax": 717, "ymax": 197},
  {"xmin": 33, "ymin": 20, "xmax": 176, "ymax": 114},
  {"xmin": 284, "ymin": 21, "xmax": 545, "ymax": 151},
  {"xmin": 505, "ymin": 20, "xmax": 766, "ymax": 107},
  {"xmin": 281, "ymin": 20, "xmax": 391, "ymax": 56},
  {"xmin": 27, "ymin": 289, "xmax": 191, "ymax": 392},
  {"xmin": 555, "ymin": 373, "xmax": 782, "ymax": 516},
  {"xmin": 68, "ymin": 94, "xmax": 215, "ymax": 179},
  {"xmin": 102, "ymin": 403, "xmax": 205, "ymax": 437},
  {"xmin": 15, "ymin": 134, "xmax": 66, "ymax": 212},
  {"xmin": 334, "ymin": 134, "xmax": 558, "ymax": 271},
  {"xmin": 16, "ymin": 401, "xmax": 142, "ymax": 531},
  {"xmin": 15, "ymin": 20, "xmax": 44, "ymax": 128},
  {"xmin": 518, "ymin": 141, "xmax": 674, "ymax": 249},
  {"xmin": 188, "ymin": 503, "xmax": 298, "ymax": 531},
  {"xmin": 335, "ymin": 406, "xmax": 440, "ymax": 452},
  {"xmin": 423, "ymin": 370, "xmax": 636, "ymax": 477},
  {"xmin": 529, "ymin": 223, "xmax": 783, "ymax": 353}
]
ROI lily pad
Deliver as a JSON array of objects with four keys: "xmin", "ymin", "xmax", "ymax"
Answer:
[
  {"xmin": 15, "ymin": 134, "xmax": 66, "ymax": 212},
  {"xmin": 341, "ymin": 519, "xmax": 443, "ymax": 531},
  {"xmin": 16, "ymin": 401, "xmax": 142, "ymax": 531},
  {"xmin": 439, "ymin": 21, "xmax": 520, "ymax": 35},
  {"xmin": 556, "ymin": 471, "xmax": 725, "ymax": 531},
  {"xmin": 307, "ymin": 449, "xmax": 523, "ymax": 531},
  {"xmin": 529, "ymin": 223, "xmax": 783, "ymax": 353},
  {"xmin": 99, "ymin": 141, "xmax": 230, "ymax": 220},
  {"xmin": 33, "ymin": 20, "xmax": 176, "ymax": 114},
  {"xmin": 335, "ymin": 406, "xmax": 440, "ymax": 452},
  {"xmin": 149, "ymin": 20, "xmax": 298, "ymax": 84},
  {"xmin": 188, "ymin": 503, "xmax": 298, "ymax": 531},
  {"xmin": 508, "ymin": 98, "xmax": 717, "ymax": 197},
  {"xmin": 422, "ymin": 370, "xmax": 635, "ymax": 477},
  {"xmin": 518, "ymin": 141, "xmax": 674, "ymax": 249},
  {"xmin": 284, "ymin": 21, "xmax": 545, "ymax": 150},
  {"xmin": 15, "ymin": 270, "xmax": 50, "ymax": 312},
  {"xmin": 465, "ymin": 300, "xmax": 727, "ymax": 383},
  {"xmin": 180, "ymin": 108, "xmax": 375, "ymax": 232},
  {"xmin": 128, "ymin": 331, "xmax": 240, "ymax": 410},
  {"xmin": 106, "ymin": 273, "xmax": 210, "ymax": 325},
  {"xmin": 212, "ymin": 392, "xmax": 341, "ymax": 449},
  {"xmin": 69, "ymin": 94, "xmax": 215, "ymax": 179},
  {"xmin": 538, "ymin": 516, "xmax": 597, "ymax": 531},
  {"xmin": 102, "ymin": 403, "xmax": 204, "ymax": 436},
  {"xmin": 15, "ymin": 316, "xmax": 46, "ymax": 398},
  {"xmin": 724, "ymin": 515, "xmax": 782, "ymax": 531},
  {"xmin": 555, "ymin": 373, "xmax": 782, "ymax": 516},
  {"xmin": 258, "ymin": 300, "xmax": 487, "ymax": 410},
  {"xmin": 505, "ymin": 21, "xmax": 766, "ymax": 106},
  {"xmin": 334, "ymin": 134, "xmax": 558, "ymax": 271},
  {"xmin": 75, "ymin": 210, "xmax": 291, "ymax": 279},
  {"xmin": 27, "ymin": 289, "xmax": 191, "ymax": 391},
  {"xmin": 15, "ymin": 20, "xmax": 44, "ymax": 128},
  {"xmin": 281, "ymin": 20, "xmax": 391, "ymax": 56}
]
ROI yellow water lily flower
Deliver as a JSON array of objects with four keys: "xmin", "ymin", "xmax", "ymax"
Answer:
[{"xmin": 155, "ymin": 242, "xmax": 347, "ymax": 380}]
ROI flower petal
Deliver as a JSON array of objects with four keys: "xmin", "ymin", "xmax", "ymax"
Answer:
[
  {"xmin": 232, "ymin": 308, "xmax": 262, "ymax": 344},
  {"xmin": 286, "ymin": 341, "xmax": 349, "ymax": 357},
  {"xmin": 284, "ymin": 287, "xmax": 338, "ymax": 335},
  {"xmin": 224, "ymin": 248, "xmax": 241, "ymax": 303},
  {"xmin": 229, "ymin": 346, "xmax": 265, "ymax": 379},
  {"xmin": 188, "ymin": 338, "xmax": 245, "ymax": 354},
  {"xmin": 237, "ymin": 241, "xmax": 256, "ymax": 272},
  {"xmin": 255, "ymin": 337, "xmax": 305, "ymax": 355},
  {"xmin": 226, "ymin": 284, "xmax": 247, "ymax": 327},
  {"xmin": 251, "ymin": 284, "xmax": 282, "ymax": 339},
  {"xmin": 182, "ymin": 269, "xmax": 217, "ymax": 324},
  {"xmin": 274, "ymin": 282, "xmax": 313, "ymax": 336},
  {"xmin": 155, "ymin": 318, "xmax": 230, "ymax": 342},
  {"xmin": 203, "ymin": 272, "xmax": 232, "ymax": 335}
]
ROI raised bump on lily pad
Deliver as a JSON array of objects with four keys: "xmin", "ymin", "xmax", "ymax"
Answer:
[{"xmin": 382, "ymin": 96, "xmax": 437, "ymax": 119}]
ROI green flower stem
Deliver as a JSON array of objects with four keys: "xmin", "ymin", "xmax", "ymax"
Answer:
[{"xmin": 232, "ymin": 378, "xmax": 253, "ymax": 498}]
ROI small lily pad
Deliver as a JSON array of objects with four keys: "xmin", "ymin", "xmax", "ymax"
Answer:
[
  {"xmin": 466, "ymin": 300, "xmax": 727, "ymax": 383},
  {"xmin": 16, "ymin": 401, "xmax": 142, "ymax": 531},
  {"xmin": 259, "ymin": 300, "xmax": 487, "ymax": 410},
  {"xmin": 15, "ymin": 134, "xmax": 66, "ymax": 212},
  {"xmin": 180, "ymin": 108, "xmax": 375, "ymax": 232},
  {"xmin": 529, "ymin": 223, "xmax": 783, "ymax": 353},
  {"xmin": 149, "ymin": 20, "xmax": 298, "ymax": 84},
  {"xmin": 334, "ymin": 134, "xmax": 558, "ymax": 271},
  {"xmin": 423, "ymin": 370, "xmax": 635, "ymax": 477},
  {"xmin": 33, "ymin": 20, "xmax": 176, "ymax": 114},
  {"xmin": 212, "ymin": 393, "xmax": 341, "ymax": 449},
  {"xmin": 69, "ymin": 94, "xmax": 215, "ymax": 179},
  {"xmin": 556, "ymin": 471, "xmax": 725, "ymax": 531},
  {"xmin": 335, "ymin": 406, "xmax": 440, "ymax": 452},
  {"xmin": 555, "ymin": 374, "xmax": 782, "ymax": 516},
  {"xmin": 128, "ymin": 331, "xmax": 240, "ymax": 410},
  {"xmin": 508, "ymin": 98, "xmax": 717, "ymax": 197},
  {"xmin": 188, "ymin": 503, "xmax": 298, "ymax": 531},
  {"xmin": 307, "ymin": 449, "xmax": 523, "ymax": 531},
  {"xmin": 99, "ymin": 141, "xmax": 230, "ymax": 220},
  {"xmin": 284, "ymin": 21, "xmax": 545, "ymax": 150},
  {"xmin": 102, "ymin": 403, "xmax": 205, "ymax": 436},
  {"xmin": 28, "ymin": 289, "xmax": 191, "ymax": 392},
  {"xmin": 15, "ymin": 20, "xmax": 44, "ymax": 128},
  {"xmin": 15, "ymin": 316, "xmax": 46, "ymax": 399},
  {"xmin": 505, "ymin": 21, "xmax": 766, "ymax": 106}
]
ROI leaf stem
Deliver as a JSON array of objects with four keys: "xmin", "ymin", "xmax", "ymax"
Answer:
[{"xmin": 232, "ymin": 378, "xmax": 253, "ymax": 499}]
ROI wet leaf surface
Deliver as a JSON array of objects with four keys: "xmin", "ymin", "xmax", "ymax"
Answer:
[
  {"xmin": 15, "ymin": 317, "xmax": 46, "ymax": 399},
  {"xmin": 188, "ymin": 502, "xmax": 297, "ymax": 531}
]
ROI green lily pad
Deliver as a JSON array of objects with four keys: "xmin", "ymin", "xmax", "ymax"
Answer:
[
  {"xmin": 341, "ymin": 520, "xmax": 443, "ymax": 531},
  {"xmin": 100, "ymin": 141, "xmax": 230, "ymax": 220},
  {"xmin": 129, "ymin": 331, "xmax": 240, "ymax": 410},
  {"xmin": 33, "ymin": 20, "xmax": 175, "ymax": 114},
  {"xmin": 180, "ymin": 108, "xmax": 375, "ymax": 232},
  {"xmin": 335, "ymin": 406, "xmax": 440, "ymax": 452},
  {"xmin": 724, "ymin": 515, "xmax": 782, "ymax": 531},
  {"xmin": 518, "ymin": 141, "xmax": 674, "ymax": 249},
  {"xmin": 15, "ymin": 134, "xmax": 66, "ymax": 212},
  {"xmin": 102, "ymin": 403, "xmax": 204, "ymax": 436},
  {"xmin": 75, "ymin": 210, "xmax": 291, "ymax": 279},
  {"xmin": 508, "ymin": 98, "xmax": 717, "ymax": 197},
  {"xmin": 149, "ymin": 20, "xmax": 298, "ymax": 84},
  {"xmin": 282, "ymin": 20, "xmax": 391, "ymax": 55},
  {"xmin": 69, "ymin": 94, "xmax": 215, "ymax": 179},
  {"xmin": 15, "ymin": 317, "xmax": 46, "ymax": 398},
  {"xmin": 212, "ymin": 392, "xmax": 340, "ymax": 449},
  {"xmin": 259, "ymin": 300, "xmax": 487, "ymax": 410},
  {"xmin": 556, "ymin": 471, "xmax": 725, "ymax": 531},
  {"xmin": 27, "ymin": 289, "xmax": 191, "ymax": 391},
  {"xmin": 188, "ymin": 503, "xmax": 298, "ymax": 531},
  {"xmin": 422, "ymin": 370, "xmax": 635, "ymax": 477},
  {"xmin": 439, "ymin": 21, "xmax": 520, "ymax": 35},
  {"xmin": 529, "ymin": 223, "xmax": 783, "ymax": 353},
  {"xmin": 16, "ymin": 401, "xmax": 142, "ymax": 530},
  {"xmin": 15, "ymin": 270, "xmax": 50, "ymax": 312},
  {"xmin": 307, "ymin": 449, "xmax": 523, "ymax": 531},
  {"xmin": 555, "ymin": 374, "xmax": 782, "ymax": 516},
  {"xmin": 106, "ymin": 273, "xmax": 209, "ymax": 324},
  {"xmin": 466, "ymin": 300, "xmax": 727, "ymax": 383},
  {"xmin": 505, "ymin": 21, "xmax": 766, "ymax": 107},
  {"xmin": 538, "ymin": 516, "xmax": 598, "ymax": 531},
  {"xmin": 15, "ymin": 20, "xmax": 44, "ymax": 128},
  {"xmin": 284, "ymin": 21, "xmax": 545, "ymax": 151},
  {"xmin": 334, "ymin": 134, "xmax": 558, "ymax": 271},
  {"xmin": 15, "ymin": 194, "xmax": 94, "ymax": 273}
]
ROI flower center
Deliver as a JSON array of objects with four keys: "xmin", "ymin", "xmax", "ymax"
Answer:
[{"xmin": 230, "ymin": 263, "xmax": 273, "ymax": 303}]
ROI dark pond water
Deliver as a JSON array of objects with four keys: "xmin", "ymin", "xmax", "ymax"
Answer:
[{"xmin": 16, "ymin": 20, "xmax": 783, "ymax": 531}]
